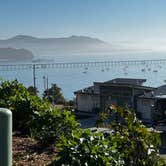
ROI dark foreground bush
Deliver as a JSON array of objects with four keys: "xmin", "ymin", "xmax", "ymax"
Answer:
[
  {"xmin": 0, "ymin": 80, "xmax": 79, "ymax": 144},
  {"xmin": 0, "ymin": 80, "xmax": 43, "ymax": 132},
  {"xmin": 31, "ymin": 108, "xmax": 79, "ymax": 144},
  {"xmin": 52, "ymin": 129, "xmax": 124, "ymax": 166},
  {"xmin": 52, "ymin": 106, "xmax": 166, "ymax": 166}
]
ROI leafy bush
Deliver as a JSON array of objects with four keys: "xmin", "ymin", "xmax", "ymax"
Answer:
[
  {"xmin": 27, "ymin": 86, "xmax": 38, "ymax": 95},
  {"xmin": 51, "ymin": 129, "xmax": 124, "ymax": 166},
  {"xmin": 0, "ymin": 80, "xmax": 45, "ymax": 132},
  {"xmin": 106, "ymin": 106, "xmax": 165, "ymax": 166},
  {"xmin": 32, "ymin": 108, "xmax": 80, "ymax": 144},
  {"xmin": 0, "ymin": 80, "xmax": 79, "ymax": 145},
  {"xmin": 52, "ymin": 106, "xmax": 166, "ymax": 166}
]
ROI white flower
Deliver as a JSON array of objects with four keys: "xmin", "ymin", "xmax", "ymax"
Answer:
[
  {"xmin": 80, "ymin": 138, "xmax": 84, "ymax": 143},
  {"xmin": 90, "ymin": 136, "xmax": 94, "ymax": 141}
]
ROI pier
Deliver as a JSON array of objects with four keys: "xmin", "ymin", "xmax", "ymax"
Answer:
[{"xmin": 0, "ymin": 59, "xmax": 166, "ymax": 71}]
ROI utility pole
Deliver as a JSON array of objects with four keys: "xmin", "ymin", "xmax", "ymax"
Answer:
[
  {"xmin": 46, "ymin": 75, "xmax": 49, "ymax": 98},
  {"xmin": 43, "ymin": 76, "xmax": 46, "ymax": 91},
  {"xmin": 46, "ymin": 75, "xmax": 48, "ymax": 91},
  {"xmin": 33, "ymin": 64, "xmax": 36, "ymax": 89}
]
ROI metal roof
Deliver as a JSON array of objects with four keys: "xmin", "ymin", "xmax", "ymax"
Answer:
[
  {"xmin": 74, "ymin": 78, "xmax": 154, "ymax": 95},
  {"xmin": 104, "ymin": 78, "xmax": 146, "ymax": 85},
  {"xmin": 139, "ymin": 84, "xmax": 166, "ymax": 99},
  {"xmin": 74, "ymin": 85, "xmax": 99, "ymax": 95}
]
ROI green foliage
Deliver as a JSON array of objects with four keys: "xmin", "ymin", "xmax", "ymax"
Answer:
[
  {"xmin": 53, "ymin": 106, "xmax": 166, "ymax": 166},
  {"xmin": 51, "ymin": 129, "xmax": 124, "ymax": 166},
  {"xmin": 27, "ymin": 86, "xmax": 38, "ymax": 95},
  {"xmin": 43, "ymin": 83, "xmax": 66, "ymax": 105},
  {"xmin": 0, "ymin": 80, "xmax": 43, "ymax": 132},
  {"xmin": 0, "ymin": 80, "xmax": 79, "ymax": 145},
  {"xmin": 107, "ymin": 106, "xmax": 165, "ymax": 166},
  {"xmin": 96, "ymin": 112, "xmax": 108, "ymax": 127},
  {"xmin": 67, "ymin": 98, "xmax": 75, "ymax": 106},
  {"xmin": 32, "ymin": 108, "xmax": 80, "ymax": 144}
]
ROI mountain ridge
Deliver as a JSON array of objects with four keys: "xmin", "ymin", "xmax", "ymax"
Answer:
[
  {"xmin": 0, "ymin": 35, "xmax": 110, "ymax": 55},
  {"xmin": 1, "ymin": 35, "xmax": 106, "ymax": 44}
]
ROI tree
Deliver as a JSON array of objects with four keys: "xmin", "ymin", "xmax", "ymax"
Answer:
[
  {"xmin": 27, "ymin": 86, "xmax": 38, "ymax": 95},
  {"xmin": 67, "ymin": 98, "xmax": 75, "ymax": 106},
  {"xmin": 43, "ymin": 83, "xmax": 66, "ymax": 105}
]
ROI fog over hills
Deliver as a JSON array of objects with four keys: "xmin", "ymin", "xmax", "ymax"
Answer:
[
  {"xmin": 0, "ymin": 47, "xmax": 34, "ymax": 62},
  {"xmin": 0, "ymin": 35, "xmax": 115, "ymax": 56},
  {"xmin": 0, "ymin": 35, "xmax": 153, "ymax": 62}
]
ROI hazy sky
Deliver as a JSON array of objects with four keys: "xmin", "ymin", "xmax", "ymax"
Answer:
[{"xmin": 1, "ymin": 0, "xmax": 166, "ymax": 44}]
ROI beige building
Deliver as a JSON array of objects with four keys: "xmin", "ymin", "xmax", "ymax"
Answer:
[
  {"xmin": 97, "ymin": 78, "xmax": 153, "ymax": 112},
  {"xmin": 74, "ymin": 78, "xmax": 154, "ymax": 114}
]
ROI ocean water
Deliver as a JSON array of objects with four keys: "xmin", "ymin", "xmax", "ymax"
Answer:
[{"xmin": 1, "ymin": 52, "xmax": 166, "ymax": 100}]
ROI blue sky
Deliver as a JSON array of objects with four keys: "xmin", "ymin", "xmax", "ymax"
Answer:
[{"xmin": 0, "ymin": 0, "xmax": 166, "ymax": 44}]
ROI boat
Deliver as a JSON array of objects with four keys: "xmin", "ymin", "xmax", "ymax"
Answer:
[
  {"xmin": 83, "ymin": 71, "xmax": 87, "ymax": 74},
  {"xmin": 101, "ymin": 69, "xmax": 105, "ymax": 72}
]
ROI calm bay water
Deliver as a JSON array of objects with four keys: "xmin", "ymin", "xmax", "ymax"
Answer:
[{"xmin": 1, "ymin": 52, "xmax": 166, "ymax": 100}]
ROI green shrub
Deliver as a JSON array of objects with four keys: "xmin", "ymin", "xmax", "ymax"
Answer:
[
  {"xmin": 52, "ymin": 129, "xmax": 124, "ymax": 166},
  {"xmin": 0, "ymin": 80, "xmax": 79, "ymax": 145},
  {"xmin": 52, "ymin": 106, "xmax": 166, "ymax": 166},
  {"xmin": 0, "ymin": 80, "xmax": 43, "ymax": 132},
  {"xmin": 32, "ymin": 108, "xmax": 80, "ymax": 144}
]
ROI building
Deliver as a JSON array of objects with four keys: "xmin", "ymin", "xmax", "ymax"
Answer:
[
  {"xmin": 97, "ymin": 78, "xmax": 154, "ymax": 112},
  {"xmin": 74, "ymin": 84, "xmax": 100, "ymax": 113},
  {"xmin": 74, "ymin": 78, "xmax": 166, "ymax": 149},
  {"xmin": 74, "ymin": 78, "xmax": 154, "ymax": 113},
  {"xmin": 137, "ymin": 84, "xmax": 166, "ymax": 124}
]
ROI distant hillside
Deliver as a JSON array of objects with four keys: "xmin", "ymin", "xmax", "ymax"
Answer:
[
  {"xmin": 2, "ymin": 35, "xmax": 105, "ymax": 44},
  {"xmin": 0, "ymin": 35, "xmax": 113, "ymax": 55},
  {"xmin": 0, "ymin": 47, "xmax": 34, "ymax": 62}
]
